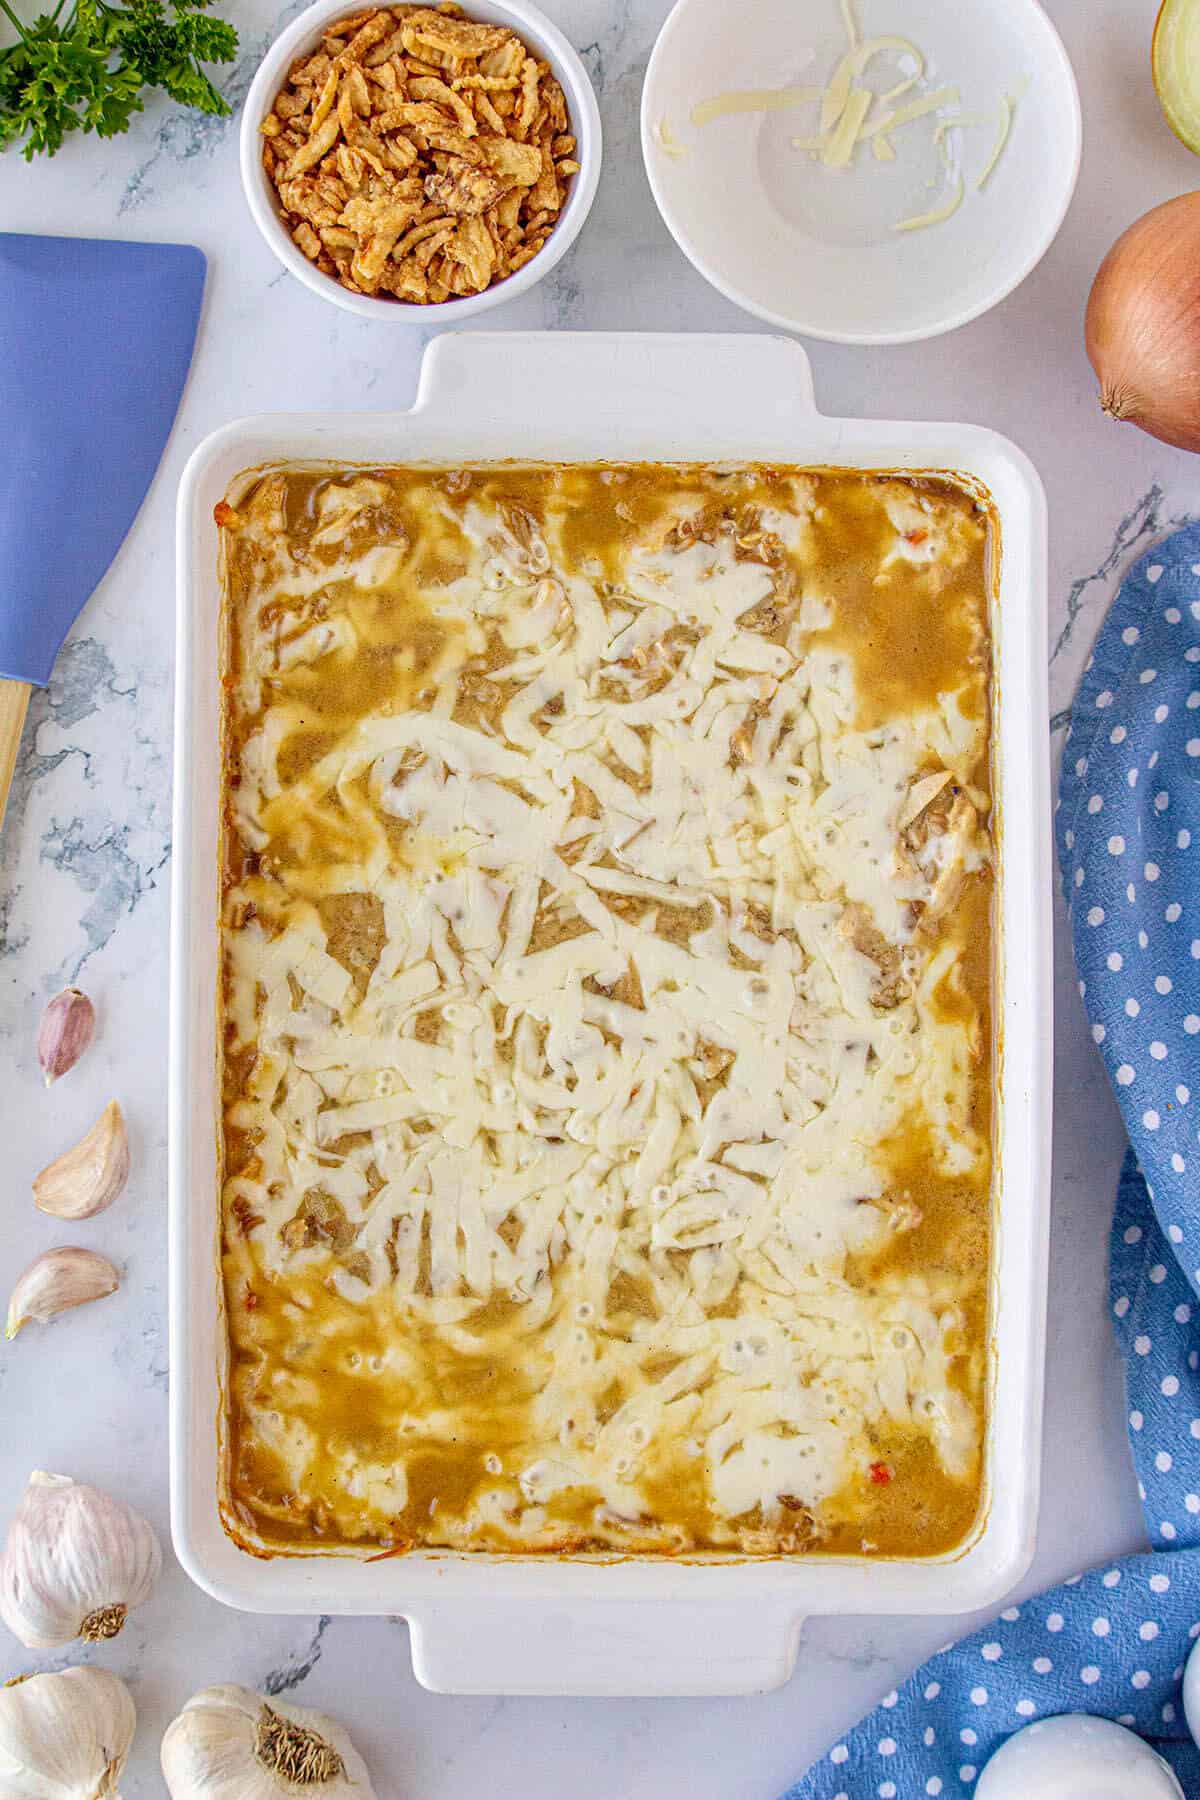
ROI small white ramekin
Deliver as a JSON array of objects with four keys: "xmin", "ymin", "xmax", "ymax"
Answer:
[{"xmin": 240, "ymin": 0, "xmax": 602, "ymax": 321}]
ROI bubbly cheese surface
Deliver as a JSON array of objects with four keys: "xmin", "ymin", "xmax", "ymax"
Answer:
[{"xmin": 217, "ymin": 462, "xmax": 995, "ymax": 1558}]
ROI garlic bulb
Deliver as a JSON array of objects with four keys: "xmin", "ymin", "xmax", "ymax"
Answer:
[
  {"xmin": 33, "ymin": 1103, "xmax": 129, "ymax": 1221},
  {"xmin": 0, "ymin": 1472, "xmax": 161, "ymax": 1649},
  {"xmin": 0, "ymin": 1666, "xmax": 135, "ymax": 1799},
  {"xmin": 161, "ymin": 1686, "xmax": 377, "ymax": 1799},
  {"xmin": 6, "ymin": 1249, "xmax": 120, "ymax": 1339}
]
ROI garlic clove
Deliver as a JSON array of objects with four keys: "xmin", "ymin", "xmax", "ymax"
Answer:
[
  {"xmin": 35, "ymin": 988, "xmax": 95, "ymax": 1087},
  {"xmin": 6, "ymin": 1248, "xmax": 120, "ymax": 1339},
  {"xmin": 0, "ymin": 1472, "xmax": 161, "ymax": 1650},
  {"xmin": 0, "ymin": 1666, "xmax": 135, "ymax": 1800},
  {"xmin": 32, "ymin": 1103, "xmax": 129, "ymax": 1221},
  {"xmin": 162, "ymin": 1685, "xmax": 378, "ymax": 1799}
]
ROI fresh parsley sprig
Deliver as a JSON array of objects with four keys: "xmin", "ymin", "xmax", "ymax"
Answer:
[{"xmin": 0, "ymin": 0, "xmax": 238, "ymax": 159}]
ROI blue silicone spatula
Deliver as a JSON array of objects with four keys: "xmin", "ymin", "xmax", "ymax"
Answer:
[{"xmin": 0, "ymin": 233, "xmax": 205, "ymax": 833}]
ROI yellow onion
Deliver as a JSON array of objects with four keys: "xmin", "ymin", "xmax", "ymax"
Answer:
[
  {"xmin": 1153, "ymin": 0, "xmax": 1200, "ymax": 155},
  {"xmin": 1085, "ymin": 190, "xmax": 1200, "ymax": 452}
]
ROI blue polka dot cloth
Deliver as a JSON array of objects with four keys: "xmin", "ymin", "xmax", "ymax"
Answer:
[
  {"xmin": 1058, "ymin": 524, "xmax": 1200, "ymax": 1273},
  {"xmin": 782, "ymin": 525, "xmax": 1200, "ymax": 1798}
]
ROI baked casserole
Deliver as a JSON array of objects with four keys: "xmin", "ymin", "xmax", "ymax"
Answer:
[{"xmin": 216, "ymin": 462, "xmax": 995, "ymax": 1558}]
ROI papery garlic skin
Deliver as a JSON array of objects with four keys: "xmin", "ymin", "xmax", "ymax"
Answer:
[
  {"xmin": 161, "ymin": 1685, "xmax": 377, "ymax": 1800},
  {"xmin": 33, "ymin": 1103, "xmax": 129, "ymax": 1221},
  {"xmin": 0, "ymin": 1473, "xmax": 161, "ymax": 1650},
  {"xmin": 6, "ymin": 1249, "xmax": 120, "ymax": 1339},
  {"xmin": 0, "ymin": 1665, "xmax": 135, "ymax": 1799},
  {"xmin": 36, "ymin": 989, "xmax": 96, "ymax": 1087}
]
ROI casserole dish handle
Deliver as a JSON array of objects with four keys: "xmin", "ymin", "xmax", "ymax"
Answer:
[
  {"xmin": 414, "ymin": 329, "xmax": 820, "ymax": 440},
  {"xmin": 407, "ymin": 1596, "xmax": 805, "ymax": 1696}
]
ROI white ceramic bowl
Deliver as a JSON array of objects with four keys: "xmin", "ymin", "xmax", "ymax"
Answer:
[
  {"xmin": 641, "ymin": 0, "xmax": 1081, "ymax": 345},
  {"xmin": 240, "ymin": 0, "xmax": 602, "ymax": 321}
]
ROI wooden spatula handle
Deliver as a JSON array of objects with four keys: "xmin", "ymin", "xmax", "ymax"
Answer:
[{"xmin": 0, "ymin": 678, "xmax": 31, "ymax": 839}]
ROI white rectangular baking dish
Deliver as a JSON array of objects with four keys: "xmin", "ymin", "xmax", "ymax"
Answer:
[{"xmin": 170, "ymin": 331, "xmax": 1053, "ymax": 1697}]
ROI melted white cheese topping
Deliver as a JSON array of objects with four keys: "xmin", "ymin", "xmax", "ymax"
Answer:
[{"xmin": 220, "ymin": 467, "xmax": 992, "ymax": 1552}]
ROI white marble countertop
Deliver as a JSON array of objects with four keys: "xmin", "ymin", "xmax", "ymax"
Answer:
[{"xmin": 0, "ymin": 0, "xmax": 1195, "ymax": 1791}]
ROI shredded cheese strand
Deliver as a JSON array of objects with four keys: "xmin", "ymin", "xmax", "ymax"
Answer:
[
  {"xmin": 932, "ymin": 112, "xmax": 992, "ymax": 146},
  {"xmin": 880, "ymin": 72, "xmax": 919, "ymax": 105},
  {"xmin": 823, "ymin": 85, "xmax": 872, "ymax": 167},
  {"xmin": 861, "ymin": 85, "xmax": 959, "ymax": 139},
  {"xmin": 893, "ymin": 130, "xmax": 965, "ymax": 233},
  {"xmin": 975, "ymin": 93, "xmax": 1014, "ymax": 189},
  {"xmin": 893, "ymin": 177, "xmax": 963, "ymax": 232},
  {"xmin": 690, "ymin": 85, "xmax": 821, "ymax": 127},
  {"xmin": 653, "ymin": 116, "xmax": 687, "ymax": 158}
]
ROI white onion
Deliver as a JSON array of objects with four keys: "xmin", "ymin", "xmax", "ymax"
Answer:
[{"xmin": 1085, "ymin": 190, "xmax": 1200, "ymax": 453}]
